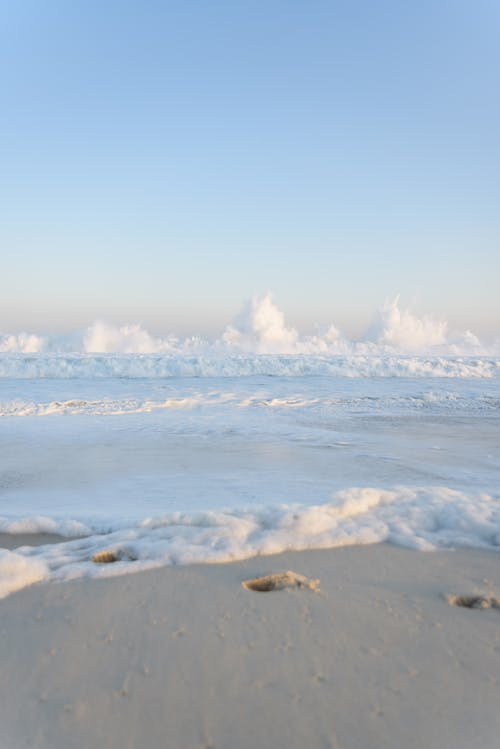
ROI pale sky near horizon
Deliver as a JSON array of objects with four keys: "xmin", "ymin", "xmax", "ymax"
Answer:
[{"xmin": 1, "ymin": 0, "xmax": 499, "ymax": 338}]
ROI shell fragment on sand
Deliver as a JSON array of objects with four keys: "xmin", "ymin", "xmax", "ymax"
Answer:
[
  {"xmin": 242, "ymin": 570, "xmax": 320, "ymax": 593},
  {"xmin": 447, "ymin": 594, "xmax": 500, "ymax": 609},
  {"xmin": 92, "ymin": 549, "xmax": 137, "ymax": 564}
]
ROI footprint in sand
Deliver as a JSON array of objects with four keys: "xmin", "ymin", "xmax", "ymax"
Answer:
[{"xmin": 242, "ymin": 570, "xmax": 320, "ymax": 593}]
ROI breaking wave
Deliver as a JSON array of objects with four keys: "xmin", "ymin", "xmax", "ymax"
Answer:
[
  {"xmin": 1, "ymin": 295, "xmax": 498, "ymax": 378},
  {"xmin": 1, "ymin": 294, "xmax": 496, "ymax": 355},
  {"xmin": 368, "ymin": 296, "xmax": 448, "ymax": 349},
  {"xmin": 0, "ymin": 332, "xmax": 46, "ymax": 354},
  {"xmin": 0, "ymin": 353, "xmax": 498, "ymax": 379}
]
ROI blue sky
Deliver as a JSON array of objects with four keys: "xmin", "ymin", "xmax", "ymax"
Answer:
[{"xmin": 1, "ymin": 0, "xmax": 499, "ymax": 337}]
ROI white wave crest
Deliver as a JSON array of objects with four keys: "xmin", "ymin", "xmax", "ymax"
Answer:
[
  {"xmin": 0, "ymin": 332, "xmax": 46, "ymax": 353},
  {"xmin": 0, "ymin": 294, "xmax": 497, "ymax": 358},
  {"xmin": 223, "ymin": 293, "xmax": 298, "ymax": 353},
  {"xmin": 84, "ymin": 321, "xmax": 178, "ymax": 354},
  {"xmin": 368, "ymin": 296, "xmax": 448, "ymax": 349}
]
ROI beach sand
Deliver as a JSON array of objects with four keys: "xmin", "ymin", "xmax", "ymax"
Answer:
[{"xmin": 1, "ymin": 542, "xmax": 499, "ymax": 749}]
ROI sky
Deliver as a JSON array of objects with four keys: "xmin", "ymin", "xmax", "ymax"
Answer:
[{"xmin": 1, "ymin": 0, "xmax": 499, "ymax": 338}]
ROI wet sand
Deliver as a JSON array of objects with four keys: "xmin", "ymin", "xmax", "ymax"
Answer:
[{"xmin": 0, "ymin": 532, "xmax": 74, "ymax": 551}]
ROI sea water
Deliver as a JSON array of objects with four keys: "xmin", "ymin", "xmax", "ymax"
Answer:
[{"xmin": 1, "ymin": 299, "xmax": 499, "ymax": 598}]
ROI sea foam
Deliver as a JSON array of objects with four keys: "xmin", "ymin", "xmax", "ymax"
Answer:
[
  {"xmin": 0, "ymin": 550, "xmax": 48, "ymax": 599},
  {"xmin": 1, "ymin": 486, "xmax": 499, "ymax": 599}
]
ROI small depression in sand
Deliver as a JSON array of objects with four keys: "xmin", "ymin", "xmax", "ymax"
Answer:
[
  {"xmin": 242, "ymin": 571, "xmax": 320, "ymax": 593},
  {"xmin": 447, "ymin": 594, "xmax": 500, "ymax": 610}
]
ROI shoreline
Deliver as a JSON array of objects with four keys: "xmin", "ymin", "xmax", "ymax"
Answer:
[{"xmin": 1, "ymin": 543, "xmax": 499, "ymax": 749}]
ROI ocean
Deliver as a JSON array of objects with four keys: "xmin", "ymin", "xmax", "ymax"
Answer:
[{"xmin": 1, "ymin": 302, "xmax": 499, "ymax": 598}]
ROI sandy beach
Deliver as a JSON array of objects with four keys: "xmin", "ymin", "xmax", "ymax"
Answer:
[{"xmin": 1, "ymin": 542, "xmax": 499, "ymax": 749}]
